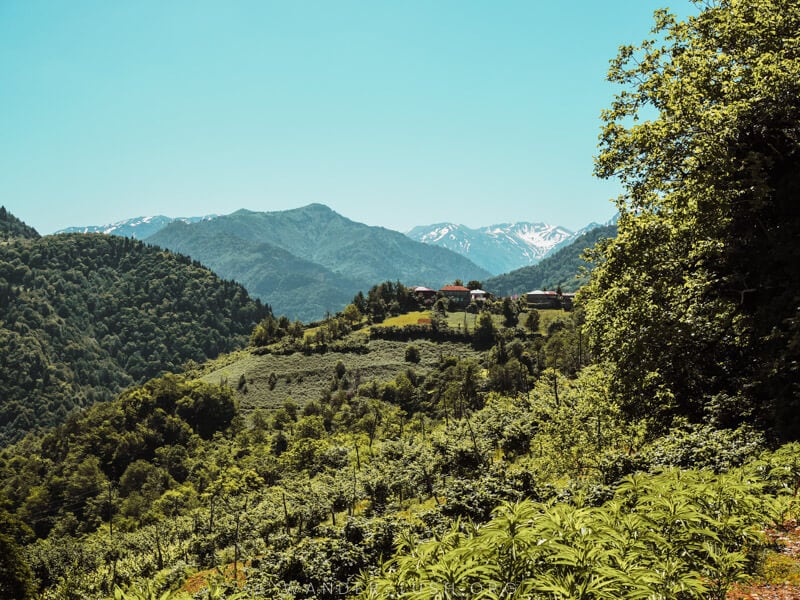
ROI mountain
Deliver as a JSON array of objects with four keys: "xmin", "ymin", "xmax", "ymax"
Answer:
[
  {"xmin": 0, "ymin": 221, "xmax": 270, "ymax": 445},
  {"xmin": 406, "ymin": 221, "xmax": 578, "ymax": 275},
  {"xmin": 55, "ymin": 214, "xmax": 216, "ymax": 239},
  {"xmin": 483, "ymin": 224, "xmax": 617, "ymax": 296},
  {"xmin": 144, "ymin": 220, "xmax": 361, "ymax": 322},
  {"xmin": 147, "ymin": 204, "xmax": 491, "ymax": 320}
]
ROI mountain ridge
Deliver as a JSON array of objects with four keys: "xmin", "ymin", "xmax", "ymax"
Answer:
[
  {"xmin": 483, "ymin": 224, "xmax": 618, "ymax": 296},
  {"xmin": 55, "ymin": 214, "xmax": 217, "ymax": 239},
  {"xmin": 147, "ymin": 204, "xmax": 491, "ymax": 320},
  {"xmin": 407, "ymin": 220, "xmax": 590, "ymax": 274}
]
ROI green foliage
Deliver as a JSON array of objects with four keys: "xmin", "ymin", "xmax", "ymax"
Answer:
[
  {"xmin": 0, "ymin": 206, "xmax": 40, "ymax": 240},
  {"xmin": 473, "ymin": 312, "xmax": 497, "ymax": 349},
  {"xmin": 640, "ymin": 422, "xmax": 766, "ymax": 473},
  {"xmin": 582, "ymin": 0, "xmax": 800, "ymax": 438},
  {"xmin": 0, "ymin": 510, "xmax": 35, "ymax": 600},
  {"xmin": 523, "ymin": 309, "xmax": 540, "ymax": 333},
  {"xmin": 404, "ymin": 345, "xmax": 421, "ymax": 364},
  {"xmin": 359, "ymin": 281, "xmax": 421, "ymax": 324},
  {"xmin": 113, "ymin": 581, "xmax": 191, "ymax": 600},
  {"xmin": 0, "ymin": 232, "xmax": 268, "ymax": 445},
  {"xmin": 0, "ymin": 374, "xmax": 235, "ymax": 540},
  {"xmin": 501, "ymin": 297, "xmax": 518, "ymax": 327},
  {"xmin": 360, "ymin": 465, "xmax": 782, "ymax": 600}
]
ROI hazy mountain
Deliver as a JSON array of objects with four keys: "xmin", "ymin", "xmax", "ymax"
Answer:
[
  {"xmin": 56, "ymin": 214, "xmax": 217, "ymax": 239},
  {"xmin": 406, "ymin": 221, "xmax": 578, "ymax": 275},
  {"xmin": 147, "ymin": 204, "xmax": 491, "ymax": 320},
  {"xmin": 483, "ymin": 224, "xmax": 617, "ymax": 297},
  {"xmin": 145, "ymin": 220, "xmax": 361, "ymax": 322}
]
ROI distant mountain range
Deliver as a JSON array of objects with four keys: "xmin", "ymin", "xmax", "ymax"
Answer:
[
  {"xmin": 145, "ymin": 204, "xmax": 490, "ymax": 321},
  {"xmin": 483, "ymin": 224, "xmax": 618, "ymax": 296},
  {"xmin": 56, "ymin": 214, "xmax": 216, "ymax": 239},
  {"xmin": 55, "ymin": 204, "xmax": 616, "ymax": 319},
  {"xmin": 407, "ymin": 220, "xmax": 607, "ymax": 275}
]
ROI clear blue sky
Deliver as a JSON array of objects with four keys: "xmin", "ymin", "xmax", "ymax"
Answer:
[{"xmin": 0, "ymin": 0, "xmax": 696, "ymax": 235}]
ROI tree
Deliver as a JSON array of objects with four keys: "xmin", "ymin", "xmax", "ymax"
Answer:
[
  {"xmin": 473, "ymin": 313, "xmax": 497, "ymax": 349},
  {"xmin": 501, "ymin": 297, "xmax": 518, "ymax": 327},
  {"xmin": 524, "ymin": 309, "xmax": 540, "ymax": 334},
  {"xmin": 343, "ymin": 303, "xmax": 362, "ymax": 327},
  {"xmin": 583, "ymin": 0, "xmax": 800, "ymax": 438},
  {"xmin": 0, "ymin": 510, "xmax": 35, "ymax": 600}
]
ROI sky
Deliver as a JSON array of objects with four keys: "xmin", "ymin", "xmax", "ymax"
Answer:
[{"xmin": 0, "ymin": 0, "xmax": 697, "ymax": 235}]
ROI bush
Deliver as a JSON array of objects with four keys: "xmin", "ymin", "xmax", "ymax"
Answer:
[{"xmin": 404, "ymin": 345, "xmax": 421, "ymax": 363}]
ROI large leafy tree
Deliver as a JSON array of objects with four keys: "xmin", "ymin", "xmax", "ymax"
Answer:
[{"xmin": 583, "ymin": 0, "xmax": 800, "ymax": 438}]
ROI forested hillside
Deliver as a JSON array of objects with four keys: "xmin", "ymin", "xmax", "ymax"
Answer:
[
  {"xmin": 144, "ymin": 220, "xmax": 361, "ymax": 322},
  {"xmin": 0, "ymin": 219, "xmax": 270, "ymax": 445},
  {"xmin": 1, "ymin": 298, "xmax": 797, "ymax": 599},
  {"xmin": 0, "ymin": 206, "xmax": 40, "ymax": 240},
  {"xmin": 484, "ymin": 225, "xmax": 616, "ymax": 296}
]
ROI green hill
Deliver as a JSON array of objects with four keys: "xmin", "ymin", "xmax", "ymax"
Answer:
[
  {"xmin": 483, "ymin": 224, "xmax": 617, "ymax": 296},
  {"xmin": 0, "ymin": 307, "xmax": 793, "ymax": 599},
  {"xmin": 0, "ymin": 206, "xmax": 40, "ymax": 240},
  {"xmin": 0, "ymin": 223, "xmax": 270, "ymax": 445},
  {"xmin": 147, "ymin": 204, "xmax": 491, "ymax": 320},
  {"xmin": 144, "ymin": 220, "xmax": 361, "ymax": 322}
]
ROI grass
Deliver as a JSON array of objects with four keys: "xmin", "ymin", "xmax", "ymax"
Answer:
[
  {"xmin": 371, "ymin": 310, "xmax": 431, "ymax": 329},
  {"xmin": 443, "ymin": 310, "xmax": 508, "ymax": 333},
  {"xmin": 200, "ymin": 338, "xmax": 482, "ymax": 414},
  {"xmin": 198, "ymin": 307, "xmax": 564, "ymax": 416},
  {"xmin": 536, "ymin": 308, "xmax": 570, "ymax": 335}
]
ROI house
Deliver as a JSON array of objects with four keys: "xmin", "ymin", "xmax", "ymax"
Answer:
[
  {"xmin": 526, "ymin": 289, "xmax": 576, "ymax": 311},
  {"xmin": 526, "ymin": 289, "xmax": 560, "ymax": 309},
  {"xmin": 470, "ymin": 289, "xmax": 489, "ymax": 303},
  {"xmin": 562, "ymin": 292, "xmax": 576, "ymax": 311},
  {"xmin": 413, "ymin": 286, "xmax": 437, "ymax": 301},
  {"xmin": 439, "ymin": 285, "xmax": 471, "ymax": 308}
]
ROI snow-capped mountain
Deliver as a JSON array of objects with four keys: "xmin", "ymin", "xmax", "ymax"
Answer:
[
  {"xmin": 56, "ymin": 215, "xmax": 217, "ymax": 239},
  {"xmin": 407, "ymin": 221, "xmax": 591, "ymax": 275}
]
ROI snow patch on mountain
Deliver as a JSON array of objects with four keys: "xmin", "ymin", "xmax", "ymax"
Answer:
[
  {"xmin": 57, "ymin": 215, "xmax": 217, "ymax": 239},
  {"xmin": 407, "ymin": 220, "xmax": 595, "ymax": 275}
]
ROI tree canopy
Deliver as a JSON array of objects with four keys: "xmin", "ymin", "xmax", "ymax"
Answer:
[
  {"xmin": 583, "ymin": 0, "xmax": 800, "ymax": 439},
  {"xmin": 0, "ymin": 230, "xmax": 269, "ymax": 445}
]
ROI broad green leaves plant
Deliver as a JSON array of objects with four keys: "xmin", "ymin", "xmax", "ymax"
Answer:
[{"xmin": 355, "ymin": 467, "xmax": 776, "ymax": 600}]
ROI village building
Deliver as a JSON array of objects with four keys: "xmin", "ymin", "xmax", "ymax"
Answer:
[
  {"xmin": 526, "ymin": 289, "xmax": 560, "ymax": 309},
  {"xmin": 562, "ymin": 292, "xmax": 576, "ymax": 311},
  {"xmin": 413, "ymin": 286, "xmax": 437, "ymax": 304},
  {"xmin": 439, "ymin": 285, "xmax": 471, "ymax": 308},
  {"xmin": 470, "ymin": 289, "xmax": 489, "ymax": 303}
]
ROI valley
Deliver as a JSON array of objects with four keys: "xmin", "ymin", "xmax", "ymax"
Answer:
[
  {"xmin": 2, "ymin": 1, "xmax": 800, "ymax": 597},
  {"xmin": 2, "ymin": 190, "xmax": 800, "ymax": 599}
]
